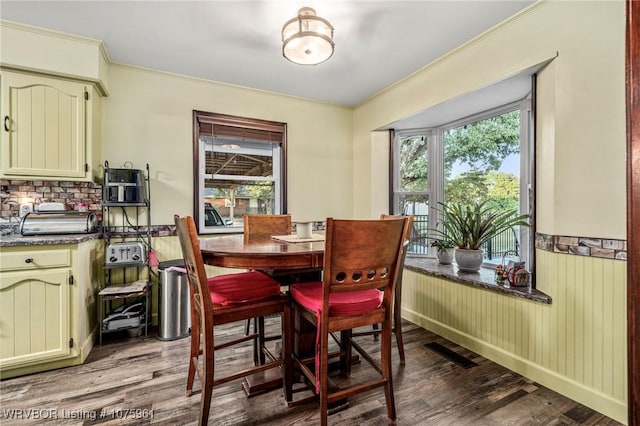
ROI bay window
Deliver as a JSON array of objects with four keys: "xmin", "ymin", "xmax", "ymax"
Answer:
[{"xmin": 392, "ymin": 96, "xmax": 533, "ymax": 271}]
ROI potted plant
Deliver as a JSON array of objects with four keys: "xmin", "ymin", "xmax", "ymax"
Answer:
[
  {"xmin": 429, "ymin": 201, "xmax": 530, "ymax": 272},
  {"xmin": 430, "ymin": 239, "xmax": 455, "ymax": 265}
]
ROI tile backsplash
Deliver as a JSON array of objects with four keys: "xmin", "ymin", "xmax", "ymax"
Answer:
[
  {"xmin": 1, "ymin": 178, "xmax": 628, "ymax": 263},
  {"xmin": 535, "ymin": 232, "xmax": 627, "ymax": 260},
  {"xmin": 1, "ymin": 179, "xmax": 102, "ymax": 221}
]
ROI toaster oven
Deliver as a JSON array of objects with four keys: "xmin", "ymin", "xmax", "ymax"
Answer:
[
  {"xmin": 103, "ymin": 167, "xmax": 146, "ymax": 204},
  {"xmin": 106, "ymin": 242, "xmax": 147, "ymax": 265}
]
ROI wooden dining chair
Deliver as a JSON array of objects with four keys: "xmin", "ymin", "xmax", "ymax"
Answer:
[
  {"xmin": 284, "ymin": 216, "xmax": 410, "ymax": 426},
  {"xmin": 352, "ymin": 214, "xmax": 414, "ymax": 364},
  {"xmin": 174, "ymin": 215, "xmax": 291, "ymax": 426},
  {"xmin": 242, "ymin": 214, "xmax": 292, "ymax": 363},
  {"xmin": 244, "ymin": 213, "xmax": 320, "ymax": 283}
]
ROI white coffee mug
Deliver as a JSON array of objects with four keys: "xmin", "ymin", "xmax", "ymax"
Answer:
[{"xmin": 296, "ymin": 222, "xmax": 313, "ymax": 239}]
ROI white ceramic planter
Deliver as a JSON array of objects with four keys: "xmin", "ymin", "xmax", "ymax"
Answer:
[
  {"xmin": 455, "ymin": 248, "xmax": 484, "ymax": 272},
  {"xmin": 436, "ymin": 248, "xmax": 454, "ymax": 265}
]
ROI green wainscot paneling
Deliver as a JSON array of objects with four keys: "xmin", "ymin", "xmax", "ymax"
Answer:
[{"xmin": 401, "ymin": 249, "xmax": 627, "ymax": 424}]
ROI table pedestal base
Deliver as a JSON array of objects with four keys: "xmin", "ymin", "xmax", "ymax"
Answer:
[{"xmin": 242, "ymin": 368, "xmax": 282, "ymax": 397}]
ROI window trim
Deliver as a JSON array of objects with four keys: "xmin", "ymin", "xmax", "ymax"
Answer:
[
  {"xmin": 193, "ymin": 110, "xmax": 288, "ymax": 234},
  {"xmin": 391, "ymin": 129, "xmax": 439, "ymax": 251},
  {"xmin": 438, "ymin": 99, "xmax": 531, "ymax": 270},
  {"xmin": 391, "ymin": 98, "xmax": 534, "ymax": 278}
]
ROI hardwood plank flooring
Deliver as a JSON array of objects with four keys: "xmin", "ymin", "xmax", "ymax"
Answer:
[{"xmin": 0, "ymin": 320, "xmax": 622, "ymax": 425}]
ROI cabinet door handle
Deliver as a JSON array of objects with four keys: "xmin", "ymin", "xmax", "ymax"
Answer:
[
  {"xmin": 24, "ymin": 257, "xmax": 33, "ymax": 263},
  {"xmin": 4, "ymin": 116, "xmax": 9, "ymax": 132}
]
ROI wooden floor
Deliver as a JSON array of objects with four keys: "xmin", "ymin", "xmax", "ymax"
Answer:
[{"xmin": 0, "ymin": 320, "xmax": 622, "ymax": 425}]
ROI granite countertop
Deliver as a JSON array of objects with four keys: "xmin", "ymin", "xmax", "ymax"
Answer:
[
  {"xmin": 0, "ymin": 228, "xmax": 102, "ymax": 247},
  {"xmin": 404, "ymin": 256, "xmax": 552, "ymax": 304}
]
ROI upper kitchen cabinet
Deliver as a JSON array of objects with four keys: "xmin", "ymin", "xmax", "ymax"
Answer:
[
  {"xmin": 0, "ymin": 70, "xmax": 100, "ymax": 180},
  {"xmin": 0, "ymin": 21, "xmax": 108, "ymax": 182}
]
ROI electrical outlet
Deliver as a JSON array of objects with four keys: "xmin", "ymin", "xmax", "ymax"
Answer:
[{"xmin": 19, "ymin": 203, "xmax": 33, "ymax": 217}]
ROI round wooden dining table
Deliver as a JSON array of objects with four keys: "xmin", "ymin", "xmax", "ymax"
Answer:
[{"xmin": 199, "ymin": 234, "xmax": 325, "ymax": 271}]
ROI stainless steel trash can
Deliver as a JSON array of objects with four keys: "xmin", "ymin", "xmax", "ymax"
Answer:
[{"xmin": 157, "ymin": 259, "xmax": 191, "ymax": 341}]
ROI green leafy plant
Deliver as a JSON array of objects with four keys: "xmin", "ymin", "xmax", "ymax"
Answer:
[
  {"xmin": 430, "ymin": 238, "xmax": 455, "ymax": 251},
  {"xmin": 429, "ymin": 201, "xmax": 530, "ymax": 250}
]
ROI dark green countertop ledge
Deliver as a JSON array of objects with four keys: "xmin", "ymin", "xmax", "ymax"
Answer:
[{"xmin": 404, "ymin": 257, "xmax": 552, "ymax": 304}]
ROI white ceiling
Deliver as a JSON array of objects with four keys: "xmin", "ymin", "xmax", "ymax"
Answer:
[{"xmin": 0, "ymin": 0, "xmax": 535, "ymax": 108}]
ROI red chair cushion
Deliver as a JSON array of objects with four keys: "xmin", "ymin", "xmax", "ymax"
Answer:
[
  {"xmin": 207, "ymin": 271, "xmax": 281, "ymax": 305},
  {"xmin": 291, "ymin": 281, "xmax": 383, "ymax": 316},
  {"xmin": 291, "ymin": 281, "xmax": 383, "ymax": 393}
]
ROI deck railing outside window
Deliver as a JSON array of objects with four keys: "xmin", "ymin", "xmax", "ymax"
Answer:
[{"xmin": 407, "ymin": 214, "xmax": 520, "ymax": 262}]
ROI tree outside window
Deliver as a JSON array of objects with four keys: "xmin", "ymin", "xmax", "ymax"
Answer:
[{"xmin": 394, "ymin": 103, "xmax": 530, "ymax": 265}]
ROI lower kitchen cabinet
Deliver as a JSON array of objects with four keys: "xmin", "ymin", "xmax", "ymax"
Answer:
[
  {"xmin": 0, "ymin": 239, "xmax": 102, "ymax": 379},
  {"xmin": 0, "ymin": 269, "xmax": 72, "ymax": 369}
]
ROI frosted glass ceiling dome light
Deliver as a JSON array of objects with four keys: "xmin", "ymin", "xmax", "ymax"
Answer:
[{"xmin": 282, "ymin": 7, "xmax": 334, "ymax": 66}]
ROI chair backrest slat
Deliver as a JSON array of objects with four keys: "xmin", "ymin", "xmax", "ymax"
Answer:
[
  {"xmin": 175, "ymin": 215, "xmax": 213, "ymax": 315},
  {"xmin": 243, "ymin": 214, "xmax": 292, "ymax": 240},
  {"xmin": 322, "ymin": 218, "xmax": 407, "ymax": 297}
]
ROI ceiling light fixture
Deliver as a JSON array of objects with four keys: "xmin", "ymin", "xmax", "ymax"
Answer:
[{"xmin": 281, "ymin": 7, "xmax": 334, "ymax": 66}]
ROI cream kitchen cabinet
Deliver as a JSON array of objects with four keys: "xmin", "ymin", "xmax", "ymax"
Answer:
[
  {"xmin": 0, "ymin": 69, "xmax": 102, "ymax": 181},
  {"xmin": 0, "ymin": 239, "xmax": 101, "ymax": 379}
]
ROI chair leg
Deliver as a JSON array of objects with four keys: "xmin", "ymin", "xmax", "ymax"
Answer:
[
  {"xmin": 339, "ymin": 329, "xmax": 352, "ymax": 377},
  {"xmin": 199, "ymin": 377, "xmax": 213, "ymax": 426},
  {"xmin": 251, "ymin": 318, "xmax": 259, "ymax": 365},
  {"xmin": 372, "ymin": 323, "xmax": 380, "ymax": 341},
  {"xmin": 199, "ymin": 329, "xmax": 215, "ymax": 426},
  {"xmin": 319, "ymin": 324, "xmax": 330, "ymax": 426},
  {"xmin": 186, "ymin": 314, "xmax": 200, "ymax": 396},
  {"xmin": 283, "ymin": 303, "xmax": 293, "ymax": 403},
  {"xmin": 381, "ymin": 320, "xmax": 397, "ymax": 421},
  {"xmin": 198, "ymin": 345, "xmax": 215, "ymax": 426},
  {"xmin": 393, "ymin": 297, "xmax": 406, "ymax": 365},
  {"xmin": 258, "ymin": 316, "xmax": 267, "ymax": 365},
  {"xmin": 394, "ymin": 266, "xmax": 405, "ymax": 364},
  {"xmin": 249, "ymin": 317, "xmax": 269, "ymax": 366}
]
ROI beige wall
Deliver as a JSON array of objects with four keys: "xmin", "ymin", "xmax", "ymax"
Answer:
[
  {"xmin": 354, "ymin": 1, "xmax": 628, "ymax": 423},
  {"xmin": 103, "ymin": 64, "xmax": 353, "ymax": 225},
  {"xmin": 355, "ymin": 0, "xmax": 626, "ymax": 240},
  {"xmin": 370, "ymin": 130, "xmax": 391, "ymax": 216}
]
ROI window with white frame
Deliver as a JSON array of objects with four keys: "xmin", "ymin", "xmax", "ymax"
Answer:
[
  {"xmin": 392, "ymin": 96, "xmax": 533, "ymax": 270},
  {"xmin": 193, "ymin": 111, "xmax": 287, "ymax": 234}
]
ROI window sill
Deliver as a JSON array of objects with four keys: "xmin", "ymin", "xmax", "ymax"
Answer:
[{"xmin": 404, "ymin": 257, "xmax": 552, "ymax": 304}]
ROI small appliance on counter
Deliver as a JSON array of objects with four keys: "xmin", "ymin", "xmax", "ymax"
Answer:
[
  {"xmin": 103, "ymin": 164, "xmax": 146, "ymax": 204},
  {"xmin": 19, "ymin": 203, "xmax": 98, "ymax": 236},
  {"xmin": 105, "ymin": 241, "xmax": 147, "ymax": 265}
]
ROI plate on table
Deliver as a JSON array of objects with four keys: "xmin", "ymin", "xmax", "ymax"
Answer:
[{"xmin": 271, "ymin": 234, "xmax": 325, "ymax": 243}]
